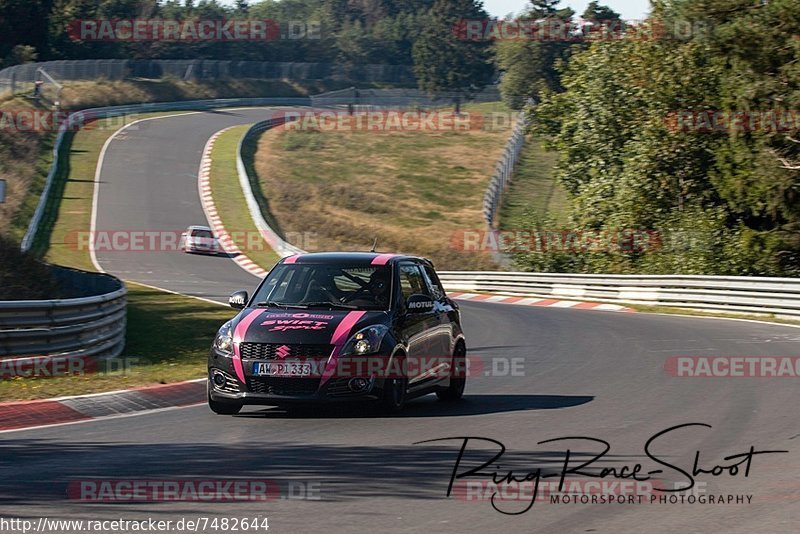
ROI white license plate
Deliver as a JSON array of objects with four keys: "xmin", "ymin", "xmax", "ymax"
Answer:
[{"xmin": 252, "ymin": 362, "xmax": 312, "ymax": 377}]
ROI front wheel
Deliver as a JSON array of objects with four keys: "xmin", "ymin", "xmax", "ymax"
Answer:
[
  {"xmin": 382, "ymin": 376, "xmax": 408, "ymax": 414},
  {"xmin": 208, "ymin": 384, "xmax": 243, "ymax": 415},
  {"xmin": 437, "ymin": 346, "xmax": 466, "ymax": 402}
]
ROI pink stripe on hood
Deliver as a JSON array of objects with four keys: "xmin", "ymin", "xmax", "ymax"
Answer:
[
  {"xmin": 371, "ymin": 253, "xmax": 396, "ymax": 265},
  {"xmin": 320, "ymin": 311, "xmax": 367, "ymax": 385},
  {"xmin": 231, "ymin": 309, "xmax": 263, "ymax": 382}
]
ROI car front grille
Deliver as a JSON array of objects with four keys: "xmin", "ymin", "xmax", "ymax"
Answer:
[
  {"xmin": 240, "ymin": 343, "xmax": 333, "ymax": 361},
  {"xmin": 247, "ymin": 377, "xmax": 321, "ymax": 396}
]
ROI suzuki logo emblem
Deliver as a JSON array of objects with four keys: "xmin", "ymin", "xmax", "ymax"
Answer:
[{"xmin": 275, "ymin": 345, "xmax": 291, "ymax": 359}]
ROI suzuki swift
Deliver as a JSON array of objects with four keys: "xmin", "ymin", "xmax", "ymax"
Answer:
[{"xmin": 208, "ymin": 252, "xmax": 466, "ymax": 414}]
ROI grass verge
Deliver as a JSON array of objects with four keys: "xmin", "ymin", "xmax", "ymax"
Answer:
[
  {"xmin": 626, "ymin": 303, "xmax": 800, "ymax": 327},
  {"xmin": 0, "ymin": 282, "xmax": 235, "ymax": 401},
  {"xmin": 208, "ymin": 125, "xmax": 281, "ymax": 270},
  {"xmin": 498, "ymin": 135, "xmax": 569, "ymax": 230},
  {"xmin": 250, "ymin": 102, "xmax": 513, "ymax": 270}
]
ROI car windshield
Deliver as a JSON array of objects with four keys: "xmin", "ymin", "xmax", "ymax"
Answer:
[
  {"xmin": 252, "ymin": 264, "xmax": 392, "ymax": 311},
  {"xmin": 190, "ymin": 229, "xmax": 213, "ymax": 238}
]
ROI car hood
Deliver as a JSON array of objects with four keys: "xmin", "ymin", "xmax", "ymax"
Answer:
[{"xmin": 230, "ymin": 307, "xmax": 387, "ymax": 346}]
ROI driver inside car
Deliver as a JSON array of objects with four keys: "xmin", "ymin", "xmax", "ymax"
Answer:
[
  {"xmin": 301, "ymin": 272, "xmax": 341, "ymax": 303},
  {"xmin": 364, "ymin": 270, "xmax": 390, "ymax": 307}
]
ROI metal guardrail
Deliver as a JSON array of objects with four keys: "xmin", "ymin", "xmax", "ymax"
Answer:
[
  {"xmin": 20, "ymin": 97, "xmax": 312, "ymax": 252},
  {"xmin": 437, "ymin": 271, "xmax": 800, "ymax": 319},
  {"xmin": 0, "ymin": 266, "xmax": 126, "ymax": 360},
  {"xmin": 236, "ymin": 117, "xmax": 306, "ymax": 258}
]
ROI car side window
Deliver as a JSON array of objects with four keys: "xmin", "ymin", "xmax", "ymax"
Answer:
[
  {"xmin": 398, "ymin": 263, "xmax": 430, "ymax": 301},
  {"xmin": 421, "ymin": 265, "xmax": 445, "ymax": 301}
]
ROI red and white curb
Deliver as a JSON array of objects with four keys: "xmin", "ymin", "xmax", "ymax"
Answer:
[
  {"xmin": 198, "ymin": 128, "xmax": 268, "ymax": 278},
  {"xmin": 447, "ymin": 292, "xmax": 635, "ymax": 312},
  {"xmin": 0, "ymin": 380, "xmax": 205, "ymax": 433}
]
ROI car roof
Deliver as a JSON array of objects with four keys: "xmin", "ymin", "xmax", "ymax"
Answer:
[
  {"xmin": 187, "ymin": 225, "xmax": 212, "ymax": 231},
  {"xmin": 279, "ymin": 252, "xmax": 431, "ymax": 267}
]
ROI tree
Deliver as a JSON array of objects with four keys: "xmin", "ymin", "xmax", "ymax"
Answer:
[
  {"xmin": 0, "ymin": 0, "xmax": 54, "ymax": 65},
  {"xmin": 411, "ymin": 0, "xmax": 495, "ymax": 108},
  {"xmin": 526, "ymin": 0, "xmax": 800, "ymax": 275},
  {"xmin": 4, "ymin": 45, "xmax": 38, "ymax": 67},
  {"xmin": 581, "ymin": 0, "xmax": 619, "ymax": 21},
  {"xmin": 234, "ymin": 0, "xmax": 248, "ymax": 15},
  {"xmin": 496, "ymin": 0, "xmax": 576, "ymax": 108}
]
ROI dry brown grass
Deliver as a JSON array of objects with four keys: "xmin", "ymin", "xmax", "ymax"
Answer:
[
  {"xmin": 0, "ymin": 97, "xmax": 52, "ymax": 242},
  {"xmin": 58, "ymin": 78, "xmax": 317, "ymax": 109},
  {"xmin": 252, "ymin": 107, "xmax": 514, "ymax": 270}
]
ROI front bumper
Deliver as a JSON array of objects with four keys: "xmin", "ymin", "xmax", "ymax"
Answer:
[
  {"xmin": 185, "ymin": 244, "xmax": 220, "ymax": 254},
  {"xmin": 207, "ymin": 366, "xmax": 385, "ymax": 405},
  {"xmin": 208, "ymin": 348, "xmax": 385, "ymax": 405}
]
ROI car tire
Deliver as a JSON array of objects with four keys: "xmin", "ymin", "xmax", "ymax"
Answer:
[
  {"xmin": 382, "ymin": 376, "xmax": 408, "ymax": 414},
  {"xmin": 208, "ymin": 384, "xmax": 243, "ymax": 415},
  {"xmin": 437, "ymin": 345, "xmax": 466, "ymax": 402}
]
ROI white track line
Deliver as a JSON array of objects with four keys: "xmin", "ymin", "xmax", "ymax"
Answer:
[
  {"xmin": 90, "ymin": 111, "xmax": 203, "ymax": 273},
  {"xmin": 0, "ymin": 402, "xmax": 206, "ymax": 435}
]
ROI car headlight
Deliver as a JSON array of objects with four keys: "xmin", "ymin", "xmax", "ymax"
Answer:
[
  {"xmin": 341, "ymin": 325, "xmax": 389, "ymax": 356},
  {"xmin": 214, "ymin": 322, "xmax": 233, "ymax": 355}
]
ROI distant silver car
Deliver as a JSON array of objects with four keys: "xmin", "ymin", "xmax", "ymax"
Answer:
[{"xmin": 182, "ymin": 225, "xmax": 221, "ymax": 255}]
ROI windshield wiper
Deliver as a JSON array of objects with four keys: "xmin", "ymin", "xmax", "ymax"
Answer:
[
  {"xmin": 255, "ymin": 300, "xmax": 303, "ymax": 309},
  {"xmin": 302, "ymin": 301, "xmax": 359, "ymax": 310}
]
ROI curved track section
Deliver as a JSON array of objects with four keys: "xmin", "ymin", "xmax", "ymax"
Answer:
[
  {"xmin": 91, "ymin": 108, "xmax": 274, "ymax": 301},
  {"xmin": 0, "ymin": 110, "xmax": 797, "ymax": 532}
]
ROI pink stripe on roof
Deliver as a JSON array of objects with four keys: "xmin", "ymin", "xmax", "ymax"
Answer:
[{"xmin": 371, "ymin": 253, "xmax": 397, "ymax": 265}]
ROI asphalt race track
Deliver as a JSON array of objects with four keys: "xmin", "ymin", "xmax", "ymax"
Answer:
[
  {"xmin": 1, "ymin": 110, "xmax": 798, "ymax": 533},
  {"xmin": 89, "ymin": 108, "xmax": 274, "ymax": 302}
]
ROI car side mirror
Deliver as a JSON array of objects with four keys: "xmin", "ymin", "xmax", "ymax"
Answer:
[
  {"xmin": 229, "ymin": 290, "xmax": 248, "ymax": 310},
  {"xmin": 406, "ymin": 294, "xmax": 435, "ymax": 313}
]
